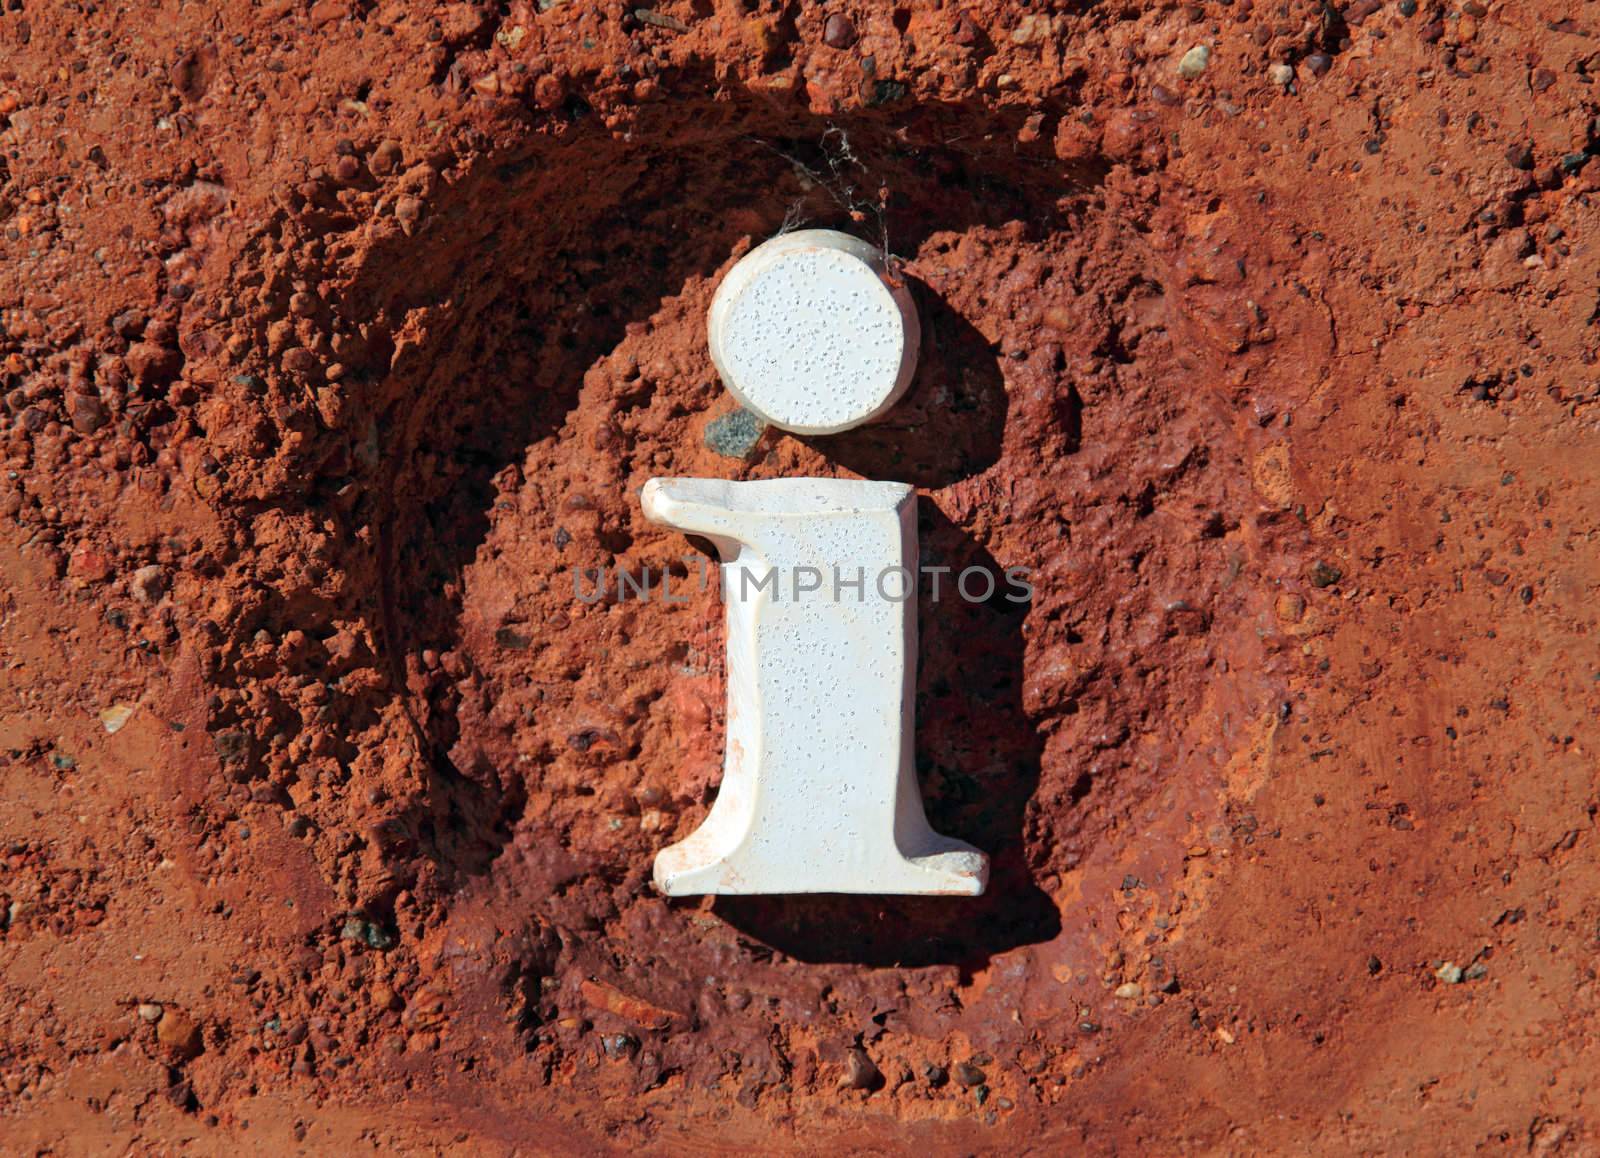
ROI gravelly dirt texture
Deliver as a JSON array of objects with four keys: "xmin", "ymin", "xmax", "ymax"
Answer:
[{"xmin": 2, "ymin": 0, "xmax": 1598, "ymax": 1153}]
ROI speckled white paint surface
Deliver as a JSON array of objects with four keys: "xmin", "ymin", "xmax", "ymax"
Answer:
[
  {"xmin": 641, "ymin": 477, "xmax": 988, "ymax": 896},
  {"xmin": 707, "ymin": 230, "xmax": 920, "ymax": 435}
]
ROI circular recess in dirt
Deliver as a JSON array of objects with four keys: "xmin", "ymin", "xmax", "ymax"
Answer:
[{"xmin": 180, "ymin": 81, "xmax": 1288, "ymax": 1094}]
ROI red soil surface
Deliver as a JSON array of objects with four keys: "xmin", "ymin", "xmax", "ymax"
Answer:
[{"xmin": 2, "ymin": 1, "xmax": 1598, "ymax": 1152}]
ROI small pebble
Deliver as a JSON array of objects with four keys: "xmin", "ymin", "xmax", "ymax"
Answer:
[
  {"xmin": 1011, "ymin": 13, "xmax": 1050, "ymax": 45},
  {"xmin": 340, "ymin": 916, "xmax": 396, "ymax": 950},
  {"xmin": 369, "ymin": 983, "xmax": 400, "ymax": 1011},
  {"xmin": 704, "ymin": 408, "xmax": 767, "ymax": 460},
  {"xmin": 395, "ymin": 196, "xmax": 425, "ymax": 235},
  {"xmin": 1436, "ymin": 961, "xmax": 1463, "ymax": 984},
  {"xmin": 1115, "ymin": 982, "xmax": 1143, "ymax": 999},
  {"xmin": 1275, "ymin": 593, "xmax": 1306, "ymax": 623},
  {"xmin": 633, "ymin": 8, "xmax": 690, "ymax": 32},
  {"xmin": 953, "ymin": 1060, "xmax": 987, "ymax": 1088},
  {"xmin": 131, "ymin": 564, "xmax": 166, "ymax": 604},
  {"xmin": 1304, "ymin": 52, "xmax": 1332, "ymax": 77},
  {"xmin": 138, "ymin": 1002, "xmax": 163, "ymax": 1023},
  {"xmin": 822, "ymin": 13, "xmax": 856, "ymax": 49},
  {"xmin": 1177, "ymin": 44, "xmax": 1211, "ymax": 79},
  {"xmin": 157, "ymin": 1009, "xmax": 204, "ymax": 1058},
  {"xmin": 534, "ymin": 73, "xmax": 564, "ymax": 109},
  {"xmin": 842, "ymin": 1046, "xmax": 881, "ymax": 1090},
  {"xmin": 100, "ymin": 703, "xmax": 136, "ymax": 734},
  {"xmin": 1307, "ymin": 560, "xmax": 1342, "ymax": 588},
  {"xmin": 368, "ymin": 139, "xmax": 403, "ymax": 176},
  {"xmin": 1268, "ymin": 63, "xmax": 1294, "ymax": 87}
]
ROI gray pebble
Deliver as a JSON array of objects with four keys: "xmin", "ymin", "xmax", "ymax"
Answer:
[
  {"xmin": 1308, "ymin": 560, "xmax": 1342, "ymax": 587},
  {"xmin": 1178, "ymin": 44, "xmax": 1211, "ymax": 79},
  {"xmin": 704, "ymin": 408, "xmax": 767, "ymax": 460}
]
